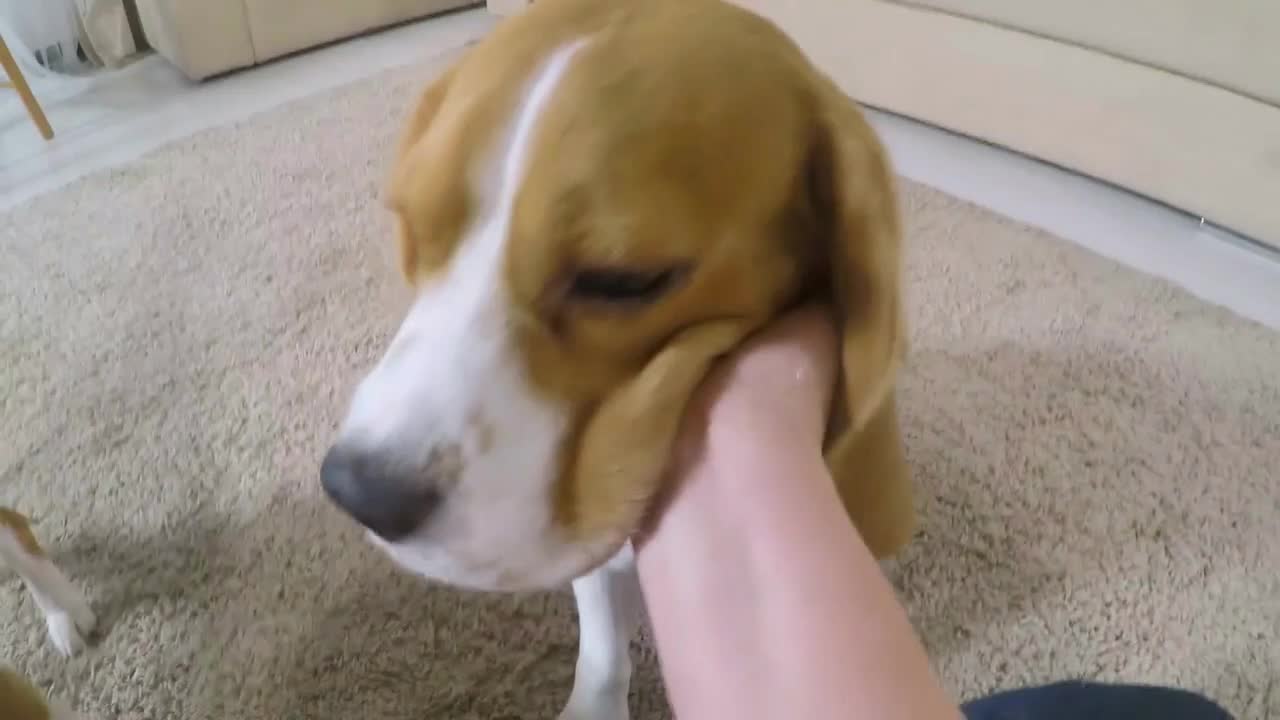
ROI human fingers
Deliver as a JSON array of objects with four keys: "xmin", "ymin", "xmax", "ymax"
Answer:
[
  {"xmin": 698, "ymin": 304, "xmax": 840, "ymax": 443},
  {"xmin": 643, "ymin": 305, "xmax": 839, "ymax": 542}
]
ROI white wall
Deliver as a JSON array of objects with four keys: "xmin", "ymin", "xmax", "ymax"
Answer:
[{"xmin": 486, "ymin": 0, "xmax": 532, "ymax": 16}]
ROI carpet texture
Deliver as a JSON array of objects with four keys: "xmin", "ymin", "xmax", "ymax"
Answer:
[{"xmin": 3, "ymin": 48, "xmax": 1278, "ymax": 720}]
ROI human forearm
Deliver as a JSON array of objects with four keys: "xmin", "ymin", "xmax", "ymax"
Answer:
[{"xmin": 636, "ymin": 429, "xmax": 962, "ymax": 720}]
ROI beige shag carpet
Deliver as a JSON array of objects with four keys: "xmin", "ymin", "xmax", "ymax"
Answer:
[{"xmin": 3, "ymin": 48, "xmax": 1279, "ymax": 720}]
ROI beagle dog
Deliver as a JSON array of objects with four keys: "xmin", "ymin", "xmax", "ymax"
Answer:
[
  {"xmin": 320, "ymin": 0, "xmax": 915, "ymax": 717},
  {"xmin": 1, "ymin": 507, "xmax": 96, "ymax": 720}
]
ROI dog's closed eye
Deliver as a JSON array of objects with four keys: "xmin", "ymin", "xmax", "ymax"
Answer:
[{"xmin": 567, "ymin": 265, "xmax": 689, "ymax": 306}]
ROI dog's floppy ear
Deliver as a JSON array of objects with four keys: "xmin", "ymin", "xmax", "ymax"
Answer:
[
  {"xmin": 384, "ymin": 54, "xmax": 470, "ymax": 280},
  {"xmin": 392, "ymin": 59, "xmax": 462, "ymax": 167},
  {"xmin": 808, "ymin": 80, "xmax": 916, "ymax": 559}
]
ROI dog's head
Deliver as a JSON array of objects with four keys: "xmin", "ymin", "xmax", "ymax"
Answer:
[{"xmin": 320, "ymin": 0, "xmax": 906, "ymax": 591}]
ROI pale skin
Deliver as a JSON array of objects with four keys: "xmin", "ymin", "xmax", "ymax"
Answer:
[{"xmin": 634, "ymin": 306, "xmax": 965, "ymax": 720}]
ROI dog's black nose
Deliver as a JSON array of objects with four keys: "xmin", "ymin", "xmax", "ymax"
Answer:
[{"xmin": 320, "ymin": 446, "xmax": 443, "ymax": 542}]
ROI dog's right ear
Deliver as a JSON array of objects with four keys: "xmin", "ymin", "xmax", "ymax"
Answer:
[
  {"xmin": 384, "ymin": 54, "xmax": 471, "ymax": 282},
  {"xmin": 804, "ymin": 73, "xmax": 916, "ymax": 560}
]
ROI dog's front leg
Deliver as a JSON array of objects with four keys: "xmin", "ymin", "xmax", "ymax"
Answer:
[
  {"xmin": 0, "ymin": 509, "xmax": 97, "ymax": 657},
  {"xmin": 559, "ymin": 543, "xmax": 642, "ymax": 720}
]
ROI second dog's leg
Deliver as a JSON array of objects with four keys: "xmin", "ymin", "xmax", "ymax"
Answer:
[
  {"xmin": 0, "ymin": 508, "xmax": 96, "ymax": 656},
  {"xmin": 559, "ymin": 543, "xmax": 643, "ymax": 720}
]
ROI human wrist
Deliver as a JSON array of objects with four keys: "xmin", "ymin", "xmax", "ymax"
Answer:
[{"xmin": 668, "ymin": 425, "xmax": 837, "ymax": 536}]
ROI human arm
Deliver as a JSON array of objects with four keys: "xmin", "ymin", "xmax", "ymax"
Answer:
[{"xmin": 633, "ymin": 306, "xmax": 963, "ymax": 720}]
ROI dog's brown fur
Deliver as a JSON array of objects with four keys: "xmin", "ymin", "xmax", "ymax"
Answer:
[{"xmin": 386, "ymin": 0, "xmax": 914, "ymax": 560}]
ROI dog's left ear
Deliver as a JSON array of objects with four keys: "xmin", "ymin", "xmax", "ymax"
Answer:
[{"xmin": 807, "ymin": 78, "xmax": 916, "ymax": 559}]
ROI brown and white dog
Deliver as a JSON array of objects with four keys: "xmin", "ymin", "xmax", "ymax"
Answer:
[
  {"xmin": 1, "ymin": 508, "xmax": 96, "ymax": 720},
  {"xmin": 320, "ymin": 0, "xmax": 915, "ymax": 716}
]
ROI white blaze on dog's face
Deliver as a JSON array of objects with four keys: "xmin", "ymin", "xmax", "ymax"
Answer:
[
  {"xmin": 321, "ymin": 0, "xmax": 910, "ymax": 591},
  {"xmin": 329, "ymin": 41, "xmax": 596, "ymax": 589}
]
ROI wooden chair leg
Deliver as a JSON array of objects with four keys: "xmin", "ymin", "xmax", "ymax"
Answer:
[{"xmin": 0, "ymin": 36, "xmax": 55, "ymax": 141}]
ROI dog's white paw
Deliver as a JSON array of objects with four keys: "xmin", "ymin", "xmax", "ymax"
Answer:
[
  {"xmin": 45, "ymin": 598, "xmax": 96, "ymax": 657},
  {"xmin": 46, "ymin": 610, "xmax": 89, "ymax": 656},
  {"xmin": 557, "ymin": 691, "xmax": 629, "ymax": 720}
]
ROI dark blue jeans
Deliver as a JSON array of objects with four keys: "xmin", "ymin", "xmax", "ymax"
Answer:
[{"xmin": 962, "ymin": 681, "xmax": 1235, "ymax": 720}]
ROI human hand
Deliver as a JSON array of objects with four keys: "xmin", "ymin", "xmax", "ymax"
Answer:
[
  {"xmin": 637, "ymin": 304, "xmax": 840, "ymax": 545},
  {"xmin": 673, "ymin": 304, "xmax": 838, "ymax": 464}
]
